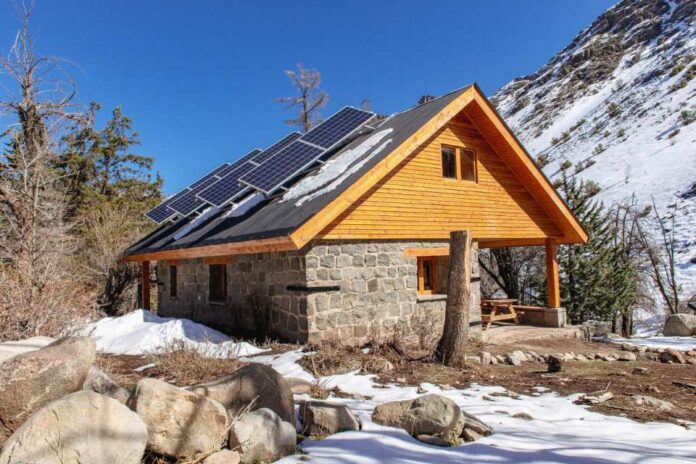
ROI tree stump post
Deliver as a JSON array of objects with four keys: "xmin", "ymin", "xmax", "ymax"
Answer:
[{"xmin": 436, "ymin": 230, "xmax": 472, "ymax": 367}]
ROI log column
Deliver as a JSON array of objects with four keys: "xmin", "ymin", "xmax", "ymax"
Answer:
[
  {"xmin": 141, "ymin": 261, "xmax": 151, "ymax": 310},
  {"xmin": 545, "ymin": 238, "xmax": 560, "ymax": 308}
]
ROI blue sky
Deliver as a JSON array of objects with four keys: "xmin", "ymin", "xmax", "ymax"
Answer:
[{"xmin": 0, "ymin": 0, "xmax": 616, "ymax": 194}]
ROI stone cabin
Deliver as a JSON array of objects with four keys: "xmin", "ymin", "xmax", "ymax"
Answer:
[{"xmin": 124, "ymin": 85, "xmax": 587, "ymax": 345}]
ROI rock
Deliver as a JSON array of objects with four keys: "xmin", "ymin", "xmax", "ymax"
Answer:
[
  {"xmin": 687, "ymin": 350, "xmax": 696, "ymax": 357},
  {"xmin": 372, "ymin": 394, "xmax": 465, "ymax": 441},
  {"xmin": 462, "ymin": 428, "xmax": 484, "ymax": 442},
  {"xmin": 0, "ymin": 391, "xmax": 147, "ymax": 464},
  {"xmin": 597, "ymin": 353, "xmax": 615, "ymax": 362},
  {"xmin": 0, "ymin": 336, "xmax": 95, "ymax": 443},
  {"xmin": 617, "ymin": 352, "xmax": 637, "ymax": 362},
  {"xmin": 416, "ymin": 434, "xmax": 460, "ymax": 447},
  {"xmin": 299, "ymin": 400, "xmax": 360, "ymax": 437},
  {"xmin": 129, "ymin": 378, "xmax": 229, "ymax": 460},
  {"xmin": 663, "ymin": 314, "xmax": 696, "ymax": 336},
  {"xmin": 229, "ymin": 408, "xmax": 296, "ymax": 464},
  {"xmin": 190, "ymin": 364, "xmax": 294, "ymax": 423},
  {"xmin": 633, "ymin": 367, "xmax": 649, "ymax": 375},
  {"xmin": 0, "ymin": 336, "xmax": 55, "ymax": 364},
  {"xmin": 686, "ymin": 357, "xmax": 696, "ymax": 365},
  {"xmin": 461, "ymin": 411, "xmax": 493, "ymax": 437},
  {"xmin": 512, "ymin": 412, "xmax": 533, "ymax": 421},
  {"xmin": 575, "ymin": 390, "xmax": 614, "ymax": 405},
  {"xmin": 495, "ymin": 355, "xmax": 506, "ymax": 364},
  {"xmin": 83, "ymin": 366, "xmax": 130, "ymax": 403},
  {"xmin": 286, "ymin": 377, "xmax": 314, "ymax": 395},
  {"xmin": 574, "ymin": 354, "xmax": 589, "ymax": 362},
  {"xmin": 632, "ymin": 395, "xmax": 675, "ymax": 412},
  {"xmin": 659, "ymin": 350, "xmax": 685, "ymax": 364},
  {"xmin": 478, "ymin": 351, "xmax": 493, "ymax": 365},
  {"xmin": 203, "ymin": 449, "xmax": 241, "ymax": 464},
  {"xmin": 547, "ymin": 354, "xmax": 563, "ymax": 373},
  {"xmin": 506, "ymin": 351, "xmax": 527, "ymax": 366}
]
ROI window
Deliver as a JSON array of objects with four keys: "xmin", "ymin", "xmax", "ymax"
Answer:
[
  {"xmin": 169, "ymin": 265, "xmax": 178, "ymax": 298},
  {"xmin": 460, "ymin": 148, "xmax": 477, "ymax": 182},
  {"xmin": 441, "ymin": 145, "xmax": 477, "ymax": 182},
  {"xmin": 417, "ymin": 257, "xmax": 438, "ymax": 294},
  {"xmin": 209, "ymin": 264, "xmax": 227, "ymax": 302},
  {"xmin": 441, "ymin": 146, "xmax": 457, "ymax": 179}
]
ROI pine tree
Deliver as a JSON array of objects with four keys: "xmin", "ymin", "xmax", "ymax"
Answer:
[{"xmin": 554, "ymin": 170, "xmax": 637, "ymax": 328}]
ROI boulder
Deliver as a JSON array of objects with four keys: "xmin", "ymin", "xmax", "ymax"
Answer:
[
  {"xmin": 0, "ymin": 391, "xmax": 147, "ymax": 464},
  {"xmin": 547, "ymin": 355, "xmax": 563, "ymax": 373},
  {"xmin": 229, "ymin": 408, "xmax": 296, "ymax": 464},
  {"xmin": 0, "ymin": 336, "xmax": 95, "ymax": 443},
  {"xmin": 129, "ymin": 378, "xmax": 229, "ymax": 460},
  {"xmin": 286, "ymin": 377, "xmax": 314, "ymax": 395},
  {"xmin": 478, "ymin": 351, "xmax": 493, "ymax": 365},
  {"xmin": 506, "ymin": 351, "xmax": 527, "ymax": 366},
  {"xmin": 83, "ymin": 366, "xmax": 130, "ymax": 404},
  {"xmin": 632, "ymin": 395, "xmax": 675, "ymax": 412},
  {"xmin": 461, "ymin": 410, "xmax": 493, "ymax": 441},
  {"xmin": 663, "ymin": 314, "xmax": 696, "ymax": 336},
  {"xmin": 203, "ymin": 449, "xmax": 241, "ymax": 464},
  {"xmin": 617, "ymin": 352, "xmax": 637, "ymax": 362},
  {"xmin": 659, "ymin": 350, "xmax": 685, "ymax": 364},
  {"xmin": 190, "ymin": 364, "xmax": 294, "ymax": 423},
  {"xmin": 299, "ymin": 400, "xmax": 360, "ymax": 437},
  {"xmin": 416, "ymin": 434, "xmax": 459, "ymax": 447},
  {"xmin": 0, "ymin": 336, "xmax": 55, "ymax": 364},
  {"xmin": 372, "ymin": 394, "xmax": 465, "ymax": 442},
  {"xmin": 512, "ymin": 412, "xmax": 533, "ymax": 421}
]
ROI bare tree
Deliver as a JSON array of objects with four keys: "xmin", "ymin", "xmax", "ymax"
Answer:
[
  {"xmin": 635, "ymin": 198, "xmax": 682, "ymax": 315},
  {"xmin": 0, "ymin": 3, "xmax": 93, "ymax": 339},
  {"xmin": 276, "ymin": 63, "xmax": 328, "ymax": 132},
  {"xmin": 436, "ymin": 230, "xmax": 472, "ymax": 367}
]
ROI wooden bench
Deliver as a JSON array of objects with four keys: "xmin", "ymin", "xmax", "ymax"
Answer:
[{"xmin": 481, "ymin": 298, "xmax": 520, "ymax": 330}]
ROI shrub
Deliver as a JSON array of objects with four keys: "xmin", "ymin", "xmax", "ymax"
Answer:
[
  {"xmin": 607, "ymin": 102, "xmax": 621, "ymax": 118},
  {"xmin": 536, "ymin": 153, "xmax": 551, "ymax": 168}
]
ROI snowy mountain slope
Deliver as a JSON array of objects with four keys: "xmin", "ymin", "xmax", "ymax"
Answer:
[{"xmin": 493, "ymin": 0, "xmax": 696, "ymax": 291}]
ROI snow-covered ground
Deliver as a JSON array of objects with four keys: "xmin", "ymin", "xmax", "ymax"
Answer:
[
  {"xmin": 81, "ymin": 312, "xmax": 696, "ymax": 463},
  {"xmin": 600, "ymin": 334, "xmax": 696, "ymax": 352},
  {"xmin": 81, "ymin": 309, "xmax": 265, "ymax": 357}
]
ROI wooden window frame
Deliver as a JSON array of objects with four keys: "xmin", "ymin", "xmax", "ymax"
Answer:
[
  {"xmin": 417, "ymin": 257, "xmax": 438, "ymax": 295},
  {"xmin": 441, "ymin": 144, "xmax": 478, "ymax": 183},
  {"xmin": 208, "ymin": 264, "xmax": 228, "ymax": 303},
  {"xmin": 169, "ymin": 264, "xmax": 178, "ymax": 298},
  {"xmin": 440, "ymin": 145, "xmax": 457, "ymax": 180}
]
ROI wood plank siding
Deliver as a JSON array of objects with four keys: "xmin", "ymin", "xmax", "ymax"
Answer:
[{"xmin": 319, "ymin": 112, "xmax": 562, "ymax": 242}]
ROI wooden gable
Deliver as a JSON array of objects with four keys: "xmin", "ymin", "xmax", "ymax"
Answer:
[{"xmin": 318, "ymin": 111, "xmax": 562, "ymax": 243}]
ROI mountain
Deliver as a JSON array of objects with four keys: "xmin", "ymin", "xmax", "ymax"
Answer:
[{"xmin": 492, "ymin": 0, "xmax": 696, "ymax": 294}]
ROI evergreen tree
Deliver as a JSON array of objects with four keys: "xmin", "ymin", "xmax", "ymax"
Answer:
[{"xmin": 554, "ymin": 169, "xmax": 637, "ymax": 327}]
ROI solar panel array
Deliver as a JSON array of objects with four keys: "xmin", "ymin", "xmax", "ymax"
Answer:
[
  {"xmin": 145, "ymin": 107, "xmax": 374, "ymax": 224},
  {"xmin": 239, "ymin": 107, "xmax": 374, "ymax": 194}
]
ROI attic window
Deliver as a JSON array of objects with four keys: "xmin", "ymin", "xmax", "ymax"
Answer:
[
  {"xmin": 441, "ymin": 147, "xmax": 457, "ymax": 179},
  {"xmin": 460, "ymin": 148, "xmax": 477, "ymax": 182}
]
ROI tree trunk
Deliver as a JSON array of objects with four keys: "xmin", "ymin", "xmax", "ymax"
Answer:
[{"xmin": 436, "ymin": 230, "xmax": 472, "ymax": 367}]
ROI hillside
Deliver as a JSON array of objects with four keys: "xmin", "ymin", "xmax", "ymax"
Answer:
[{"xmin": 493, "ymin": 0, "xmax": 696, "ymax": 296}]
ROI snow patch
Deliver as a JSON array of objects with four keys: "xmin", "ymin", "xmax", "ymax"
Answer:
[{"xmin": 82, "ymin": 309, "xmax": 266, "ymax": 358}]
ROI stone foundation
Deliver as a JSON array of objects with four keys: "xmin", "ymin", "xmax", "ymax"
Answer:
[{"xmin": 157, "ymin": 239, "xmax": 482, "ymax": 345}]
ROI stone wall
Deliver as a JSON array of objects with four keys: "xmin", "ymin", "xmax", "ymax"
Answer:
[
  {"xmin": 157, "ymin": 239, "xmax": 481, "ymax": 346},
  {"xmin": 302, "ymin": 240, "xmax": 481, "ymax": 346}
]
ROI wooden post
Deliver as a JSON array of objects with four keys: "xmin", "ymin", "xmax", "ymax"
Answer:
[
  {"xmin": 545, "ymin": 238, "xmax": 560, "ymax": 308},
  {"xmin": 141, "ymin": 261, "xmax": 151, "ymax": 310},
  {"xmin": 436, "ymin": 230, "xmax": 472, "ymax": 367}
]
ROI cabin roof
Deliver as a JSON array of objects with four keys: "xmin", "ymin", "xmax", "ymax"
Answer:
[{"xmin": 124, "ymin": 84, "xmax": 587, "ymax": 262}]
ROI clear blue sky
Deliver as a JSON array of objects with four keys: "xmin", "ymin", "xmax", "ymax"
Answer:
[{"xmin": 0, "ymin": 0, "xmax": 616, "ymax": 194}]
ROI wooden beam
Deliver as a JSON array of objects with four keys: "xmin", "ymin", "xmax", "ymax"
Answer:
[
  {"xmin": 404, "ymin": 247, "xmax": 450, "ymax": 257},
  {"xmin": 545, "ymin": 238, "xmax": 560, "ymax": 308},
  {"xmin": 122, "ymin": 236, "xmax": 297, "ymax": 262},
  {"xmin": 141, "ymin": 261, "xmax": 151, "ymax": 310}
]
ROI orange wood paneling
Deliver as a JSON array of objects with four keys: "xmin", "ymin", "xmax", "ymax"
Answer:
[{"xmin": 320, "ymin": 113, "xmax": 562, "ymax": 241}]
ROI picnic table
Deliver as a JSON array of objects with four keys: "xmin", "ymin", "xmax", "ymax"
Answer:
[{"xmin": 481, "ymin": 298, "xmax": 520, "ymax": 330}]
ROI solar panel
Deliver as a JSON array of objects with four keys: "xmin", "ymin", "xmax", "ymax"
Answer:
[
  {"xmin": 301, "ymin": 107, "xmax": 373, "ymax": 149},
  {"xmin": 239, "ymin": 141, "xmax": 323, "ymax": 193},
  {"xmin": 189, "ymin": 163, "xmax": 230, "ymax": 190},
  {"xmin": 145, "ymin": 201, "xmax": 177, "ymax": 224},
  {"xmin": 168, "ymin": 175, "xmax": 220, "ymax": 215},
  {"xmin": 217, "ymin": 149, "xmax": 262, "ymax": 177},
  {"xmin": 249, "ymin": 132, "xmax": 302, "ymax": 165},
  {"xmin": 197, "ymin": 161, "xmax": 258, "ymax": 207}
]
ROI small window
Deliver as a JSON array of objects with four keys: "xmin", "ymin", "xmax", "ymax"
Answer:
[
  {"xmin": 209, "ymin": 264, "xmax": 227, "ymax": 302},
  {"xmin": 441, "ymin": 146, "xmax": 457, "ymax": 179},
  {"xmin": 417, "ymin": 257, "xmax": 438, "ymax": 294},
  {"xmin": 169, "ymin": 265, "xmax": 178, "ymax": 298},
  {"xmin": 460, "ymin": 148, "xmax": 477, "ymax": 182}
]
